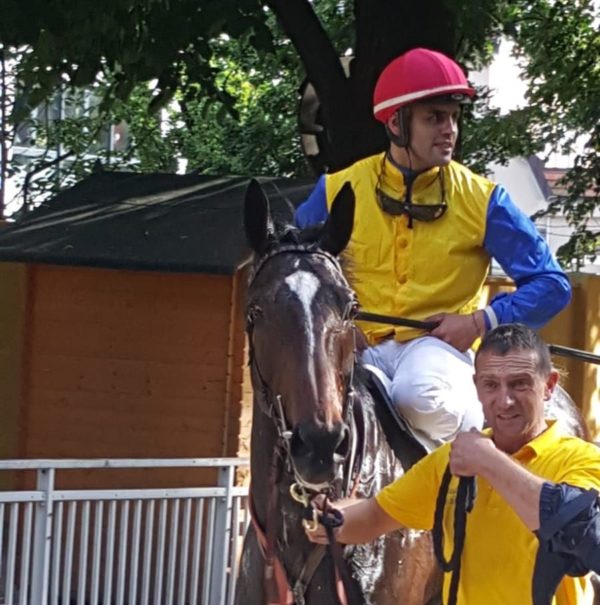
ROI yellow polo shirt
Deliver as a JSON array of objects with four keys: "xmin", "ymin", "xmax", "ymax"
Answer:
[{"xmin": 375, "ymin": 421, "xmax": 600, "ymax": 604}]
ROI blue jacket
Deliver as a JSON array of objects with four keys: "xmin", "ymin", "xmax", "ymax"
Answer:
[
  {"xmin": 538, "ymin": 482, "xmax": 600, "ymax": 573},
  {"xmin": 533, "ymin": 482, "xmax": 600, "ymax": 604}
]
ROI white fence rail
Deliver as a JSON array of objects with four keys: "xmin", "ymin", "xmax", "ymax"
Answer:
[{"xmin": 0, "ymin": 458, "xmax": 250, "ymax": 605}]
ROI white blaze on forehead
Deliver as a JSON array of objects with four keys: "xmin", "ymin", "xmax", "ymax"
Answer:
[
  {"xmin": 284, "ymin": 269, "xmax": 339, "ymax": 419},
  {"xmin": 284, "ymin": 269, "xmax": 321, "ymax": 402},
  {"xmin": 284, "ymin": 271, "xmax": 320, "ymax": 355}
]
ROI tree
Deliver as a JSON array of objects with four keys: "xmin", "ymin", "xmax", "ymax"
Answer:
[
  {"xmin": 2, "ymin": 26, "xmax": 310, "ymax": 212},
  {"xmin": 509, "ymin": 0, "xmax": 600, "ymax": 266},
  {"xmin": 0, "ymin": 0, "xmax": 598, "ymax": 263},
  {"xmin": 0, "ymin": 0, "xmax": 535, "ymax": 170},
  {"xmin": 0, "ymin": 44, "xmax": 20, "ymax": 214}
]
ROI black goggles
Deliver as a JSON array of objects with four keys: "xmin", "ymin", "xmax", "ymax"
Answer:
[
  {"xmin": 375, "ymin": 165, "xmax": 447, "ymax": 226},
  {"xmin": 375, "ymin": 188, "xmax": 447, "ymax": 221}
]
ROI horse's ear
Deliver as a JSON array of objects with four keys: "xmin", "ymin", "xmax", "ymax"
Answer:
[
  {"xmin": 319, "ymin": 181, "xmax": 355, "ymax": 256},
  {"xmin": 244, "ymin": 179, "xmax": 274, "ymax": 255}
]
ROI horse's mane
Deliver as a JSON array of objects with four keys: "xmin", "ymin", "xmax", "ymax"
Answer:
[
  {"xmin": 274, "ymin": 220, "xmax": 321, "ymax": 246},
  {"xmin": 264, "ymin": 219, "xmax": 357, "ymax": 288}
]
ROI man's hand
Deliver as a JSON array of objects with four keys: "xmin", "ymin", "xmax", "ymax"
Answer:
[
  {"xmin": 303, "ymin": 497, "xmax": 401, "ymax": 545},
  {"xmin": 305, "ymin": 518, "xmax": 339, "ymax": 545},
  {"xmin": 304, "ymin": 494, "xmax": 348, "ymax": 545},
  {"xmin": 449, "ymin": 429, "xmax": 497, "ymax": 477},
  {"xmin": 426, "ymin": 311, "xmax": 484, "ymax": 352},
  {"xmin": 450, "ymin": 429, "xmax": 548, "ymax": 531}
]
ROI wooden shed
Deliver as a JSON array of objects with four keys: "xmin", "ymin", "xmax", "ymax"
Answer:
[{"xmin": 0, "ymin": 171, "xmax": 313, "ymax": 488}]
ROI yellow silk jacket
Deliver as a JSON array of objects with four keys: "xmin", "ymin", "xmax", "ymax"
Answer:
[{"xmin": 325, "ymin": 153, "xmax": 495, "ymax": 345}]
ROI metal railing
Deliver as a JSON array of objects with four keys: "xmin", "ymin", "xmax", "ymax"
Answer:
[{"xmin": 0, "ymin": 458, "xmax": 250, "ymax": 605}]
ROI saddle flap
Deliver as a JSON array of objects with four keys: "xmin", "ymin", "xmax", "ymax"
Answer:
[{"xmin": 363, "ymin": 364, "xmax": 430, "ymax": 471}]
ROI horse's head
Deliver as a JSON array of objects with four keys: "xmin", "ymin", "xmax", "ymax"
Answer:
[{"xmin": 244, "ymin": 179, "xmax": 357, "ymax": 489}]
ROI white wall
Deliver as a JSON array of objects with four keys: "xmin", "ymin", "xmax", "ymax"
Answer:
[
  {"xmin": 488, "ymin": 157, "xmax": 546, "ymax": 216},
  {"xmin": 471, "ymin": 39, "xmax": 598, "ymax": 274}
]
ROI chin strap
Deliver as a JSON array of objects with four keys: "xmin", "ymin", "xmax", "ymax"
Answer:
[{"xmin": 386, "ymin": 108, "xmax": 411, "ymax": 148}]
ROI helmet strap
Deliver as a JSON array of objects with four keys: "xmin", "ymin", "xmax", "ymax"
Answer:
[
  {"xmin": 386, "ymin": 108, "xmax": 410, "ymax": 148},
  {"xmin": 386, "ymin": 108, "xmax": 414, "ymax": 169}
]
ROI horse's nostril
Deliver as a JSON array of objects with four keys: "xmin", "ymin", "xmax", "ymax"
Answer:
[
  {"xmin": 290, "ymin": 422, "xmax": 350, "ymax": 463},
  {"xmin": 290, "ymin": 427, "xmax": 311, "ymax": 459}
]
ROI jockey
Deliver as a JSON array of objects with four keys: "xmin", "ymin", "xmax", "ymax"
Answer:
[{"xmin": 295, "ymin": 47, "xmax": 571, "ymax": 445}]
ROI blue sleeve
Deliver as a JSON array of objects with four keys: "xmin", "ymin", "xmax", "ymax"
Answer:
[
  {"xmin": 537, "ymin": 482, "xmax": 600, "ymax": 574},
  {"xmin": 483, "ymin": 186, "xmax": 572, "ymax": 329},
  {"xmin": 295, "ymin": 175, "xmax": 329, "ymax": 228}
]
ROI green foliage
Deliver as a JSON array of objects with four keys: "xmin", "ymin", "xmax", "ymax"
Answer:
[
  {"xmin": 506, "ymin": 0, "xmax": 600, "ymax": 265},
  {"xmin": 173, "ymin": 32, "xmax": 309, "ymax": 176},
  {"xmin": 4, "ymin": 24, "xmax": 311, "ymax": 211},
  {"xmin": 460, "ymin": 87, "xmax": 541, "ymax": 174},
  {"xmin": 0, "ymin": 0, "xmax": 273, "ymax": 116}
]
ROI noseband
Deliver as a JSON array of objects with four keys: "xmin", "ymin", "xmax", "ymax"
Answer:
[{"xmin": 246, "ymin": 243, "xmax": 363, "ymax": 605}]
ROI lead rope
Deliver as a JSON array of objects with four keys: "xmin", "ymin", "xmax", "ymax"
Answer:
[
  {"xmin": 320, "ymin": 496, "xmax": 350, "ymax": 605},
  {"xmin": 432, "ymin": 467, "xmax": 477, "ymax": 605}
]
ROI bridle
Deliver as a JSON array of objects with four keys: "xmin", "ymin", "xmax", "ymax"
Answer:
[
  {"xmin": 246, "ymin": 243, "xmax": 359, "ymax": 453},
  {"xmin": 245, "ymin": 243, "xmax": 363, "ymax": 605}
]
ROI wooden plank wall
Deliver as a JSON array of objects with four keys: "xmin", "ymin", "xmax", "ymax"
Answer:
[
  {"xmin": 19, "ymin": 265, "xmax": 245, "ymax": 489},
  {"xmin": 0, "ymin": 263, "xmax": 29, "ymax": 489}
]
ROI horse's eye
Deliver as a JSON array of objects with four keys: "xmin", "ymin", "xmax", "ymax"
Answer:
[
  {"xmin": 344, "ymin": 299, "xmax": 359, "ymax": 320},
  {"xmin": 247, "ymin": 305, "xmax": 262, "ymax": 325}
]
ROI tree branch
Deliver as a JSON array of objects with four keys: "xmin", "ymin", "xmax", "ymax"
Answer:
[{"xmin": 265, "ymin": 0, "xmax": 349, "ymax": 105}]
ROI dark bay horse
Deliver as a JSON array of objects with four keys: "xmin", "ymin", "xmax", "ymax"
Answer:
[{"xmin": 234, "ymin": 180, "xmax": 440, "ymax": 605}]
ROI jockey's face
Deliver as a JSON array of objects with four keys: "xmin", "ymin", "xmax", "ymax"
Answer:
[
  {"xmin": 388, "ymin": 101, "xmax": 460, "ymax": 172},
  {"xmin": 474, "ymin": 349, "xmax": 559, "ymax": 454}
]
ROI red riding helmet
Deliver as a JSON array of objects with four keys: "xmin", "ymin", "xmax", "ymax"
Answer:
[{"xmin": 373, "ymin": 48, "xmax": 475, "ymax": 123}]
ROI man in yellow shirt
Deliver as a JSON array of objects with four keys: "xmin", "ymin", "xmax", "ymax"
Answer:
[{"xmin": 306, "ymin": 324, "xmax": 600, "ymax": 604}]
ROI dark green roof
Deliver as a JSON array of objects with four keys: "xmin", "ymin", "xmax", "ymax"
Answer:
[{"xmin": 0, "ymin": 171, "xmax": 314, "ymax": 274}]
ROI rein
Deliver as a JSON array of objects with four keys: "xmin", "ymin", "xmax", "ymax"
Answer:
[
  {"xmin": 432, "ymin": 469, "xmax": 477, "ymax": 605},
  {"xmin": 356, "ymin": 312, "xmax": 600, "ymax": 366},
  {"xmin": 246, "ymin": 244, "xmax": 362, "ymax": 605}
]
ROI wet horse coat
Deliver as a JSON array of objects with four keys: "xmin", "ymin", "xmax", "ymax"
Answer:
[{"xmin": 234, "ymin": 180, "xmax": 440, "ymax": 605}]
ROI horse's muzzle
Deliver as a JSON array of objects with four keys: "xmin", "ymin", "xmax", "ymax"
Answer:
[{"xmin": 290, "ymin": 420, "xmax": 350, "ymax": 486}]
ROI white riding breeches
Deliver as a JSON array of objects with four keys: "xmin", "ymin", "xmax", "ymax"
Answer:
[{"xmin": 361, "ymin": 336, "xmax": 484, "ymax": 444}]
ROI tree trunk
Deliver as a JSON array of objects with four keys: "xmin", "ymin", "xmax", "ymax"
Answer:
[{"xmin": 270, "ymin": 0, "xmax": 458, "ymax": 173}]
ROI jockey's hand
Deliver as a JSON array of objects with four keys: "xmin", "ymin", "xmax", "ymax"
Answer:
[
  {"xmin": 449, "ymin": 429, "xmax": 496, "ymax": 477},
  {"xmin": 425, "ymin": 311, "xmax": 485, "ymax": 352}
]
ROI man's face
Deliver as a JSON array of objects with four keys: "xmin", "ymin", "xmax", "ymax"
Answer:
[
  {"xmin": 404, "ymin": 102, "xmax": 460, "ymax": 171},
  {"xmin": 474, "ymin": 349, "xmax": 558, "ymax": 453}
]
